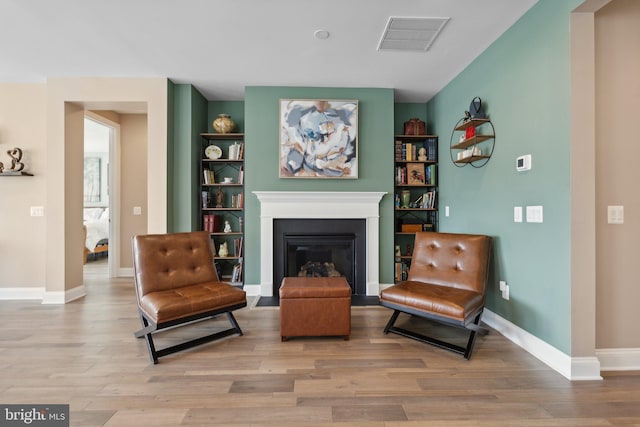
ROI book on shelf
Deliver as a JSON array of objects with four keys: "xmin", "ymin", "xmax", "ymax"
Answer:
[
  {"xmin": 203, "ymin": 168, "xmax": 215, "ymax": 184},
  {"xmin": 233, "ymin": 237, "xmax": 243, "ymax": 257},
  {"xmin": 420, "ymin": 191, "xmax": 436, "ymax": 209},
  {"xmin": 230, "ymin": 192, "xmax": 244, "ymax": 208},
  {"xmin": 202, "ymin": 191, "xmax": 209, "ymax": 208},
  {"xmin": 397, "ymin": 141, "xmax": 426, "ymax": 162},
  {"xmin": 238, "ymin": 166, "xmax": 244, "ymax": 184},
  {"xmin": 394, "ymin": 261, "xmax": 409, "ymax": 282},
  {"xmin": 228, "ymin": 142, "xmax": 244, "ymax": 160},
  {"xmin": 423, "ymin": 136, "xmax": 438, "ymax": 161},
  {"xmin": 425, "ymin": 164, "xmax": 436, "ymax": 185},
  {"xmin": 395, "ymin": 140, "xmax": 403, "ymax": 161},
  {"xmin": 395, "ymin": 166, "xmax": 407, "ymax": 185},
  {"xmin": 231, "ymin": 261, "xmax": 243, "ymax": 283},
  {"xmin": 203, "ymin": 214, "xmax": 222, "ymax": 232}
]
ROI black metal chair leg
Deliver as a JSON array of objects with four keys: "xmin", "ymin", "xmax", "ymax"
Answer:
[
  {"xmin": 226, "ymin": 312, "xmax": 243, "ymax": 335},
  {"xmin": 384, "ymin": 310, "xmax": 401, "ymax": 334},
  {"xmin": 463, "ymin": 313, "xmax": 483, "ymax": 360}
]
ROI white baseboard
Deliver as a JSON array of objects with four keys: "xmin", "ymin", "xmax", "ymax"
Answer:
[
  {"xmin": 42, "ymin": 285, "xmax": 86, "ymax": 304},
  {"xmin": 596, "ymin": 348, "xmax": 640, "ymax": 371},
  {"xmin": 117, "ymin": 268, "xmax": 134, "ymax": 277},
  {"xmin": 378, "ymin": 283, "xmax": 394, "ymax": 293},
  {"xmin": 482, "ymin": 309, "xmax": 602, "ymax": 381},
  {"xmin": 243, "ymin": 284, "xmax": 261, "ymax": 296},
  {"xmin": 0, "ymin": 287, "xmax": 45, "ymax": 300}
]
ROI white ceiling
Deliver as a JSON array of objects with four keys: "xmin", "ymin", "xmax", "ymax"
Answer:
[{"xmin": 1, "ymin": 0, "xmax": 537, "ymax": 103}]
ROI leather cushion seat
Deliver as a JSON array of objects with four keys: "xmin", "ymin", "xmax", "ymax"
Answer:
[
  {"xmin": 139, "ymin": 282, "xmax": 246, "ymax": 324},
  {"xmin": 380, "ymin": 280, "xmax": 483, "ymax": 322}
]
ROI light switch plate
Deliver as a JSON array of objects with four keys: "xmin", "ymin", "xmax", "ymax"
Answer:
[
  {"xmin": 607, "ymin": 205, "xmax": 624, "ymax": 224},
  {"xmin": 526, "ymin": 205, "xmax": 543, "ymax": 223},
  {"xmin": 514, "ymin": 206, "xmax": 523, "ymax": 223},
  {"xmin": 30, "ymin": 206, "xmax": 45, "ymax": 217}
]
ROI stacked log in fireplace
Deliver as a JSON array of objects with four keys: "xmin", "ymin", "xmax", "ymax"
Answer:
[{"xmin": 297, "ymin": 261, "xmax": 342, "ymax": 278}]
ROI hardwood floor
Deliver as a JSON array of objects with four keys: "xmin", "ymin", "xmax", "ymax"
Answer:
[{"xmin": 1, "ymin": 265, "xmax": 639, "ymax": 426}]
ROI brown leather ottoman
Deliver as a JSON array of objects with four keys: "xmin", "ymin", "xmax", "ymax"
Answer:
[{"xmin": 279, "ymin": 277, "xmax": 351, "ymax": 341}]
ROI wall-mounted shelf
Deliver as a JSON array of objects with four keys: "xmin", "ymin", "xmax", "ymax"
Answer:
[
  {"xmin": 449, "ymin": 118, "xmax": 495, "ymax": 168},
  {"xmin": 0, "ymin": 171, "xmax": 33, "ymax": 176}
]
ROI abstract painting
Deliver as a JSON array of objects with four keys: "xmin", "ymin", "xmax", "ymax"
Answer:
[{"xmin": 279, "ymin": 99, "xmax": 358, "ymax": 178}]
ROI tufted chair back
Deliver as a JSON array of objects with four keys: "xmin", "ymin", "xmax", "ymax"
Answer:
[
  {"xmin": 132, "ymin": 231, "xmax": 218, "ymax": 299},
  {"xmin": 408, "ymin": 232, "xmax": 492, "ymax": 294}
]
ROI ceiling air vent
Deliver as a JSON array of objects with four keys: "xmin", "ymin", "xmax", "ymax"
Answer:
[{"xmin": 378, "ymin": 17, "xmax": 450, "ymax": 52}]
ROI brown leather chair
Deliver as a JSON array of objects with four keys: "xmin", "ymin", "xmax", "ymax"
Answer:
[
  {"xmin": 380, "ymin": 232, "xmax": 492, "ymax": 359},
  {"xmin": 132, "ymin": 231, "xmax": 247, "ymax": 364}
]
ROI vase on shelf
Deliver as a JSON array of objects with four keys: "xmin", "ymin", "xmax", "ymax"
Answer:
[
  {"xmin": 400, "ymin": 190, "xmax": 411, "ymax": 209},
  {"xmin": 212, "ymin": 114, "xmax": 236, "ymax": 134}
]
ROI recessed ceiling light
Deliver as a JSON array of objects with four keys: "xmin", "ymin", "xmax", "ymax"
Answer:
[{"xmin": 314, "ymin": 29, "xmax": 330, "ymax": 40}]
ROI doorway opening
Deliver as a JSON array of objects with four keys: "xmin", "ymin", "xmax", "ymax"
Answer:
[{"xmin": 83, "ymin": 115, "xmax": 117, "ymax": 278}]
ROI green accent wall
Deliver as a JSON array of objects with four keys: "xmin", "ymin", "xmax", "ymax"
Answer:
[
  {"xmin": 167, "ymin": 83, "xmax": 207, "ymax": 232},
  {"xmin": 207, "ymin": 101, "xmax": 245, "ymax": 133},
  {"xmin": 427, "ymin": 0, "xmax": 581, "ymax": 353},
  {"xmin": 394, "ymin": 103, "xmax": 429, "ymax": 135},
  {"xmin": 244, "ymin": 87, "xmax": 395, "ymax": 286},
  {"xmin": 165, "ymin": 0, "xmax": 580, "ymax": 355}
]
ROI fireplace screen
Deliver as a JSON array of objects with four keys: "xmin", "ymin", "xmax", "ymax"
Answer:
[
  {"xmin": 273, "ymin": 218, "xmax": 366, "ymax": 295},
  {"xmin": 286, "ymin": 235, "xmax": 354, "ymax": 282}
]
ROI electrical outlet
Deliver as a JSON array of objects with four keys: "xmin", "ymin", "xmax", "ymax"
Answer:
[
  {"xmin": 499, "ymin": 280, "xmax": 506, "ymax": 292},
  {"xmin": 502, "ymin": 284, "xmax": 510, "ymax": 300}
]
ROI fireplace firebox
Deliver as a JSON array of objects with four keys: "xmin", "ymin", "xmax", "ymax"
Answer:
[{"xmin": 273, "ymin": 219, "xmax": 366, "ymax": 295}]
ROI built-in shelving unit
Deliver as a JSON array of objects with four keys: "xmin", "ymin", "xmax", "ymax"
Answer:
[
  {"xmin": 393, "ymin": 134, "xmax": 438, "ymax": 283},
  {"xmin": 199, "ymin": 133, "xmax": 245, "ymax": 287}
]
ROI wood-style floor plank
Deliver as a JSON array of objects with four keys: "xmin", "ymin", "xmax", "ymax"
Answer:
[{"xmin": 0, "ymin": 259, "xmax": 639, "ymax": 426}]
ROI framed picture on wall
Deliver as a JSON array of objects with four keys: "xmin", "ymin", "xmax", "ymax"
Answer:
[{"xmin": 279, "ymin": 99, "xmax": 358, "ymax": 178}]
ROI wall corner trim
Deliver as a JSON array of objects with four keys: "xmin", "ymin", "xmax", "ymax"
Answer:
[
  {"xmin": 118, "ymin": 268, "xmax": 134, "ymax": 278},
  {"xmin": 482, "ymin": 309, "xmax": 602, "ymax": 381},
  {"xmin": 42, "ymin": 285, "xmax": 86, "ymax": 304}
]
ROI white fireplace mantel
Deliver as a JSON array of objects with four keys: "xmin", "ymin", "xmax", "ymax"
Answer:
[{"xmin": 253, "ymin": 191, "xmax": 386, "ymax": 296}]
